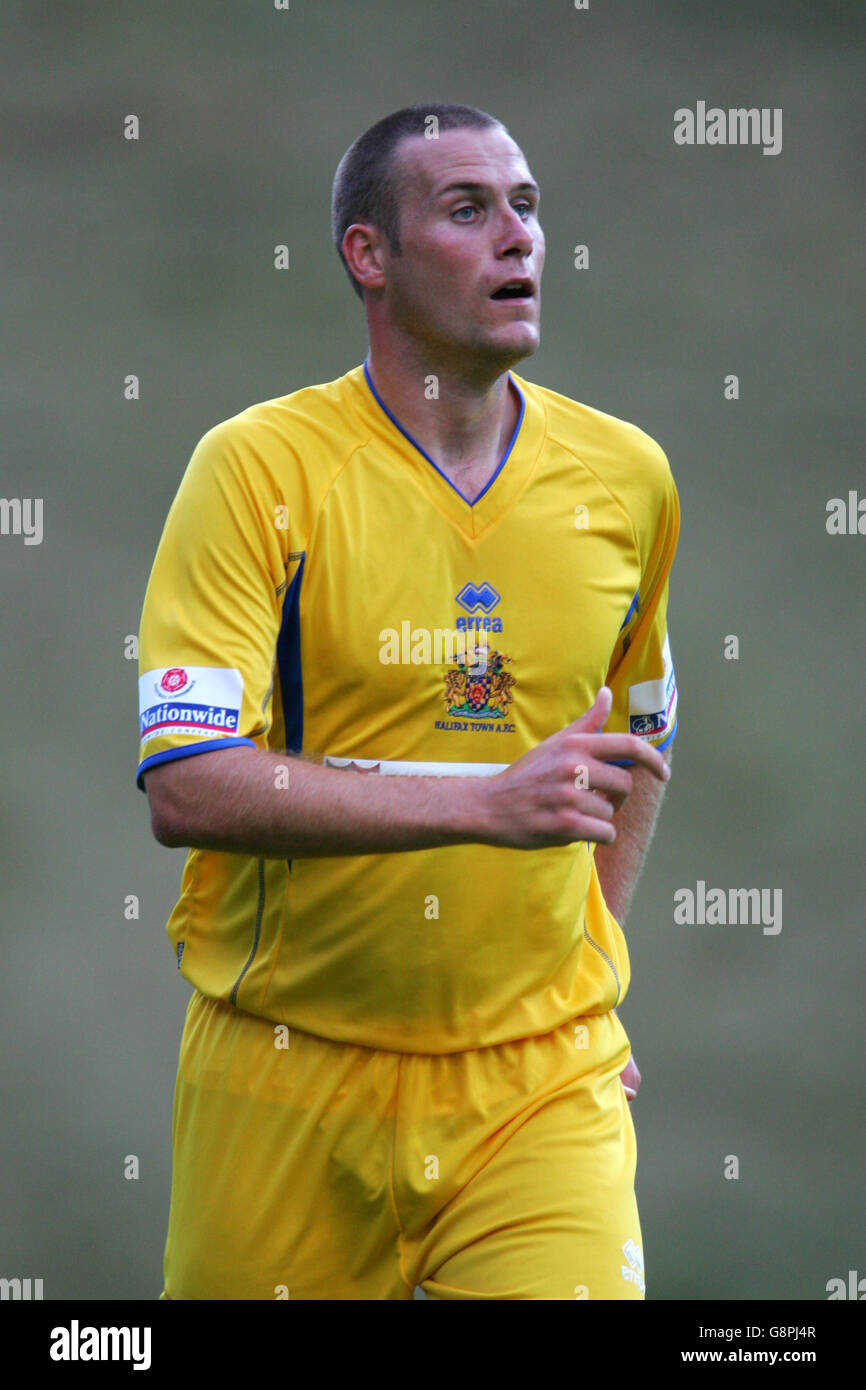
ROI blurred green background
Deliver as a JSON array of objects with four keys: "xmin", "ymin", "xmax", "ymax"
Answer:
[{"xmin": 1, "ymin": 0, "xmax": 862, "ymax": 1301}]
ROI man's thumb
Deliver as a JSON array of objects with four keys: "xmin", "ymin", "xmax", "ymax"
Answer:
[{"xmin": 570, "ymin": 686, "xmax": 613, "ymax": 733}]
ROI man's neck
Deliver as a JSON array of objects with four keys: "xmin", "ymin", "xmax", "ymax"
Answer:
[{"xmin": 365, "ymin": 343, "xmax": 522, "ymax": 503}]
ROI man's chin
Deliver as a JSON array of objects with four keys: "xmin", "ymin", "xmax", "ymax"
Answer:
[
  {"xmin": 482, "ymin": 325, "xmax": 540, "ymax": 370},
  {"xmin": 421, "ymin": 321, "xmax": 540, "ymax": 379}
]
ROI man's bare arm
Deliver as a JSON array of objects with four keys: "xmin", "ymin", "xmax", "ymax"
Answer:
[
  {"xmin": 146, "ymin": 746, "xmax": 484, "ymax": 857},
  {"xmin": 144, "ymin": 686, "xmax": 670, "ymax": 859},
  {"xmin": 594, "ymin": 746, "xmax": 672, "ymax": 924}
]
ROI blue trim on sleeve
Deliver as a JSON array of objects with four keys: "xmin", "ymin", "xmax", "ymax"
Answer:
[
  {"xmin": 619, "ymin": 589, "xmax": 640, "ymax": 631},
  {"xmin": 276, "ymin": 555, "xmax": 305, "ymax": 874},
  {"xmin": 276, "ymin": 553, "xmax": 305, "ymax": 755},
  {"xmin": 362, "ymin": 358, "xmax": 525, "ymax": 507},
  {"xmin": 654, "ymin": 717, "xmax": 677, "ymax": 754},
  {"xmin": 136, "ymin": 737, "xmax": 256, "ymax": 791}
]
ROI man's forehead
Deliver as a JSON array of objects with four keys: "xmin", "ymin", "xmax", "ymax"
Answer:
[{"xmin": 395, "ymin": 127, "xmax": 535, "ymax": 199}]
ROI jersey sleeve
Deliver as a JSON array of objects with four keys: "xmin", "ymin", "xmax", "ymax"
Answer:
[
  {"xmin": 136, "ymin": 419, "xmax": 287, "ymax": 790},
  {"xmin": 604, "ymin": 437, "xmax": 680, "ymax": 761}
]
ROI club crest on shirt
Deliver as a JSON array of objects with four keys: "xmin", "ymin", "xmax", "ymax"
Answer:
[{"xmin": 443, "ymin": 646, "xmax": 515, "ymax": 720}]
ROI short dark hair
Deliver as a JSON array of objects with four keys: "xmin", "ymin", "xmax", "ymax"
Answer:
[{"xmin": 331, "ymin": 103, "xmax": 504, "ymax": 300}]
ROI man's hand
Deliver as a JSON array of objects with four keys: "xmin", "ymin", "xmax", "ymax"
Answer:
[
  {"xmin": 478, "ymin": 686, "xmax": 670, "ymax": 850},
  {"xmin": 620, "ymin": 1053, "xmax": 641, "ymax": 1102}
]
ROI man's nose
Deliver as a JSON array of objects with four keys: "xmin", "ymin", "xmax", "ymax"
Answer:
[{"xmin": 496, "ymin": 205, "xmax": 534, "ymax": 255}]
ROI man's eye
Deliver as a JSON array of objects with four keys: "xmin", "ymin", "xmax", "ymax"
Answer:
[
  {"xmin": 452, "ymin": 206, "xmax": 475, "ymax": 220},
  {"xmin": 514, "ymin": 202, "xmax": 532, "ymax": 217}
]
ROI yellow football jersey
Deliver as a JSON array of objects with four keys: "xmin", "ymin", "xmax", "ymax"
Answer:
[{"xmin": 137, "ymin": 361, "xmax": 679, "ymax": 1053}]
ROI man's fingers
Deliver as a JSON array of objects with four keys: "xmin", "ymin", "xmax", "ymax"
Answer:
[
  {"xmin": 572, "ymin": 760, "xmax": 633, "ymax": 802},
  {"xmin": 574, "ymin": 788, "xmax": 616, "ymax": 820},
  {"xmin": 570, "ymin": 732, "xmax": 670, "ymax": 782},
  {"xmin": 559, "ymin": 692, "xmax": 671, "ymax": 784},
  {"xmin": 579, "ymin": 816, "xmax": 616, "ymax": 845}
]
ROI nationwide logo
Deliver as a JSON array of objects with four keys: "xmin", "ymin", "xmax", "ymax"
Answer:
[
  {"xmin": 138, "ymin": 666, "xmax": 244, "ymax": 746},
  {"xmin": 628, "ymin": 670, "xmax": 676, "ymax": 738},
  {"xmin": 630, "ymin": 710, "xmax": 667, "ymax": 736},
  {"xmin": 627, "ymin": 634, "xmax": 677, "ymax": 742},
  {"xmin": 139, "ymin": 702, "xmax": 240, "ymax": 741}
]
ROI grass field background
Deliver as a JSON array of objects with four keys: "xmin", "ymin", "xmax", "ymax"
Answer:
[{"xmin": 1, "ymin": 0, "xmax": 862, "ymax": 1300}]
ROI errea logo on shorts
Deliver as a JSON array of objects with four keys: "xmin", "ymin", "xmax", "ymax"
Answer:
[
  {"xmin": 621, "ymin": 1238, "xmax": 645, "ymax": 1294},
  {"xmin": 138, "ymin": 666, "xmax": 244, "ymax": 744}
]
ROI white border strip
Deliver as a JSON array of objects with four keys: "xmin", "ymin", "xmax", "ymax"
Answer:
[{"xmin": 324, "ymin": 756, "xmax": 508, "ymax": 778}]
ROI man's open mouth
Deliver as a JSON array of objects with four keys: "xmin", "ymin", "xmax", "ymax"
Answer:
[{"xmin": 490, "ymin": 280, "xmax": 534, "ymax": 300}]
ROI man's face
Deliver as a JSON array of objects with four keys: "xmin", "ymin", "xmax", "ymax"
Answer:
[{"xmin": 376, "ymin": 125, "xmax": 544, "ymax": 371}]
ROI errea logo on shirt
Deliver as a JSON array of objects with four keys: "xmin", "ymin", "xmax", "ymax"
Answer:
[
  {"xmin": 455, "ymin": 581, "xmax": 500, "ymax": 614},
  {"xmin": 138, "ymin": 666, "xmax": 244, "ymax": 744},
  {"xmin": 455, "ymin": 580, "xmax": 503, "ymax": 633}
]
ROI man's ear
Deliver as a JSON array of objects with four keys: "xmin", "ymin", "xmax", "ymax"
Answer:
[{"xmin": 342, "ymin": 224, "xmax": 387, "ymax": 294}]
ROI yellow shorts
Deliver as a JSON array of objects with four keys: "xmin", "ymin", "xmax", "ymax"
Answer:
[{"xmin": 161, "ymin": 991, "xmax": 645, "ymax": 1300}]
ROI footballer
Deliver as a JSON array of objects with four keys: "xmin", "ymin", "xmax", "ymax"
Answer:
[{"xmin": 137, "ymin": 102, "xmax": 678, "ymax": 1300}]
